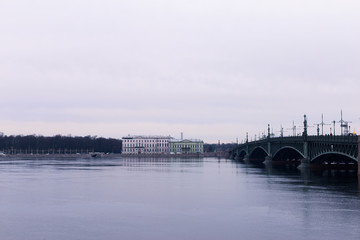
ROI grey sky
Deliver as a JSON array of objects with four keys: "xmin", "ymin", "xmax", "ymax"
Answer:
[{"xmin": 1, "ymin": 0, "xmax": 359, "ymax": 143}]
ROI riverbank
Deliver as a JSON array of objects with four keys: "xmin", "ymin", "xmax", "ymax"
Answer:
[{"xmin": 0, "ymin": 152, "xmax": 229, "ymax": 159}]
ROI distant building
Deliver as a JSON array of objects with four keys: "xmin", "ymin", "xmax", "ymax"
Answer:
[
  {"xmin": 122, "ymin": 135, "xmax": 173, "ymax": 154},
  {"xmin": 169, "ymin": 139, "xmax": 204, "ymax": 154}
]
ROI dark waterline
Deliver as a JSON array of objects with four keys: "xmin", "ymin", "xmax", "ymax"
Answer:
[{"xmin": 0, "ymin": 158, "xmax": 359, "ymax": 240}]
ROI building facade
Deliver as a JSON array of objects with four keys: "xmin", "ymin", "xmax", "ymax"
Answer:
[
  {"xmin": 122, "ymin": 135, "xmax": 173, "ymax": 154},
  {"xmin": 169, "ymin": 139, "xmax": 204, "ymax": 154}
]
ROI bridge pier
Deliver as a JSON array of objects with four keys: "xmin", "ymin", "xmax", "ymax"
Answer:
[
  {"xmin": 243, "ymin": 155, "xmax": 250, "ymax": 163},
  {"xmin": 297, "ymin": 158, "xmax": 310, "ymax": 171},
  {"xmin": 263, "ymin": 156, "xmax": 272, "ymax": 165}
]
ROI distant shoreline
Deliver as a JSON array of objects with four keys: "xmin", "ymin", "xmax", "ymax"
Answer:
[{"xmin": 0, "ymin": 152, "xmax": 228, "ymax": 159}]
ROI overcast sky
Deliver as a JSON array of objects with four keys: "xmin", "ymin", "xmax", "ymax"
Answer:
[{"xmin": 1, "ymin": 0, "xmax": 359, "ymax": 143}]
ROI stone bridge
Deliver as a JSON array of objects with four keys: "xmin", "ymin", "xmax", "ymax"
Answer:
[{"xmin": 229, "ymin": 135, "xmax": 360, "ymax": 174}]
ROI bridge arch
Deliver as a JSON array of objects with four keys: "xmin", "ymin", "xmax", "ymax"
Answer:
[
  {"xmin": 311, "ymin": 152, "xmax": 357, "ymax": 164},
  {"xmin": 237, "ymin": 150, "xmax": 247, "ymax": 161},
  {"xmin": 249, "ymin": 147, "xmax": 268, "ymax": 162},
  {"xmin": 272, "ymin": 146, "xmax": 305, "ymax": 162}
]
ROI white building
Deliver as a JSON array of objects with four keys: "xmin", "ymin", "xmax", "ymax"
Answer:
[{"xmin": 122, "ymin": 135, "xmax": 173, "ymax": 154}]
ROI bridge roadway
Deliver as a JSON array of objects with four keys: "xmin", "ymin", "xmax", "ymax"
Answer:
[{"xmin": 229, "ymin": 135, "xmax": 360, "ymax": 175}]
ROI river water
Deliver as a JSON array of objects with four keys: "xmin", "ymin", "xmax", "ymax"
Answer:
[{"xmin": 0, "ymin": 157, "xmax": 359, "ymax": 240}]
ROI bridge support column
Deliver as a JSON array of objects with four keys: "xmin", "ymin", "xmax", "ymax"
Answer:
[
  {"xmin": 243, "ymin": 155, "xmax": 250, "ymax": 163},
  {"xmin": 297, "ymin": 158, "xmax": 310, "ymax": 171},
  {"xmin": 233, "ymin": 149, "xmax": 239, "ymax": 160},
  {"xmin": 263, "ymin": 156, "xmax": 272, "ymax": 165}
]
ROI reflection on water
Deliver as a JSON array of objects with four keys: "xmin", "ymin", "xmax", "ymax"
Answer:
[{"xmin": 0, "ymin": 157, "xmax": 359, "ymax": 240}]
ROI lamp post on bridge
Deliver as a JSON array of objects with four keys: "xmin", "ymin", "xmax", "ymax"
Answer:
[
  {"xmin": 298, "ymin": 114, "xmax": 310, "ymax": 171},
  {"xmin": 303, "ymin": 114, "xmax": 308, "ymax": 139}
]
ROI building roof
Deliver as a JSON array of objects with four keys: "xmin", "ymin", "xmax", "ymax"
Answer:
[
  {"xmin": 169, "ymin": 139, "xmax": 203, "ymax": 143},
  {"xmin": 122, "ymin": 135, "xmax": 173, "ymax": 139}
]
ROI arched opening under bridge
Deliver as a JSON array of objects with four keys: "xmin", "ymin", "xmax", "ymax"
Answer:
[
  {"xmin": 272, "ymin": 147, "xmax": 304, "ymax": 167},
  {"xmin": 237, "ymin": 150, "xmax": 247, "ymax": 161},
  {"xmin": 249, "ymin": 147, "xmax": 268, "ymax": 163},
  {"xmin": 311, "ymin": 153, "xmax": 358, "ymax": 171}
]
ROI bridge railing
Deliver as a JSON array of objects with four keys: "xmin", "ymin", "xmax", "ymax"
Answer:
[{"xmin": 306, "ymin": 135, "xmax": 358, "ymax": 143}]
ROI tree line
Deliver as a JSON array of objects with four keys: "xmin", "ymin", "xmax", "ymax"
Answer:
[
  {"xmin": 0, "ymin": 134, "xmax": 122, "ymax": 154},
  {"xmin": 0, "ymin": 134, "xmax": 236, "ymax": 155}
]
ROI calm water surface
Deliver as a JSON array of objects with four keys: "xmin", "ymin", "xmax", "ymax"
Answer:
[{"xmin": 0, "ymin": 157, "xmax": 359, "ymax": 240}]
